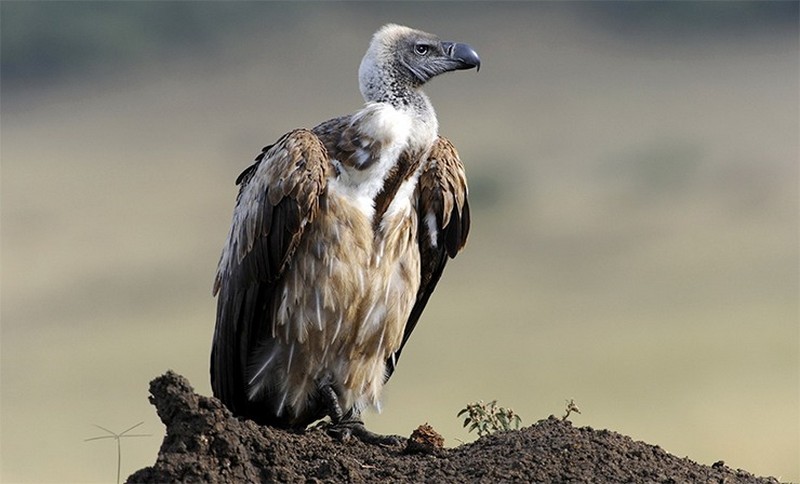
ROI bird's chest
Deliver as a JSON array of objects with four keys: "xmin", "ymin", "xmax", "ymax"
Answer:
[{"xmin": 274, "ymin": 183, "xmax": 421, "ymax": 356}]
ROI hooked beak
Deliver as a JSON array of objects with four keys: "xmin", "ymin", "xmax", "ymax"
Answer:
[{"xmin": 442, "ymin": 41, "xmax": 481, "ymax": 72}]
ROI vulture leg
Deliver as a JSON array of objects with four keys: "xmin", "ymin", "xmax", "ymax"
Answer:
[
  {"xmin": 318, "ymin": 380, "xmax": 403, "ymax": 446},
  {"xmin": 319, "ymin": 382, "xmax": 344, "ymax": 422}
]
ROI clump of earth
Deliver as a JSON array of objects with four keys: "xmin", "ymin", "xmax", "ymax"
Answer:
[{"xmin": 128, "ymin": 371, "xmax": 779, "ymax": 483}]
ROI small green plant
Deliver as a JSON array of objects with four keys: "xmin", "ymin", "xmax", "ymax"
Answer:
[
  {"xmin": 562, "ymin": 398, "xmax": 581, "ymax": 421},
  {"xmin": 85, "ymin": 421, "xmax": 150, "ymax": 484},
  {"xmin": 457, "ymin": 400, "xmax": 522, "ymax": 437}
]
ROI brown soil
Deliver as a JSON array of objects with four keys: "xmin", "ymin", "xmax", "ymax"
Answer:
[{"xmin": 127, "ymin": 371, "xmax": 780, "ymax": 483}]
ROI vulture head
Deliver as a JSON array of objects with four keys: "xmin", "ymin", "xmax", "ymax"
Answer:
[{"xmin": 359, "ymin": 24, "xmax": 480, "ymax": 103}]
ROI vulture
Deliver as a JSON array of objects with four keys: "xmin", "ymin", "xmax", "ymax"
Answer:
[{"xmin": 211, "ymin": 24, "xmax": 479, "ymax": 444}]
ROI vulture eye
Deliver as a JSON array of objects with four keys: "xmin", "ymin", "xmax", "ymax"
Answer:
[{"xmin": 414, "ymin": 44, "xmax": 431, "ymax": 56}]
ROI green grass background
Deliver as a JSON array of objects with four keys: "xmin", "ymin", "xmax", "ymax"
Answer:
[{"xmin": 2, "ymin": 2, "xmax": 797, "ymax": 482}]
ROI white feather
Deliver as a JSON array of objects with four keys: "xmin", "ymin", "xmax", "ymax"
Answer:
[
  {"xmin": 328, "ymin": 103, "xmax": 413, "ymax": 220},
  {"xmin": 424, "ymin": 210, "xmax": 438, "ymax": 248}
]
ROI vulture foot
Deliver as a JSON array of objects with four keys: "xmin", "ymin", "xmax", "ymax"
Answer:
[{"xmin": 319, "ymin": 381, "xmax": 403, "ymax": 446}]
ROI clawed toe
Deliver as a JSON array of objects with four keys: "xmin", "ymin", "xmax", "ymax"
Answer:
[
  {"xmin": 327, "ymin": 420, "xmax": 403, "ymax": 446},
  {"xmin": 317, "ymin": 380, "xmax": 403, "ymax": 445}
]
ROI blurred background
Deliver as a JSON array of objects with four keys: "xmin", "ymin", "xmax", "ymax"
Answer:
[{"xmin": 2, "ymin": 2, "xmax": 797, "ymax": 482}]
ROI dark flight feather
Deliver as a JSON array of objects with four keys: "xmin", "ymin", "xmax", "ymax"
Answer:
[{"xmin": 211, "ymin": 129, "xmax": 329, "ymax": 424}]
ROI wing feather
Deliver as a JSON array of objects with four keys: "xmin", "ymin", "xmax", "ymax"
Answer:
[
  {"xmin": 211, "ymin": 129, "xmax": 329, "ymax": 420},
  {"xmin": 385, "ymin": 136, "xmax": 470, "ymax": 379}
]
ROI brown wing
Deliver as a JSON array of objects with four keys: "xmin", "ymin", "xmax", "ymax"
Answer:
[
  {"xmin": 385, "ymin": 136, "xmax": 470, "ymax": 379},
  {"xmin": 211, "ymin": 128, "xmax": 329, "ymax": 420}
]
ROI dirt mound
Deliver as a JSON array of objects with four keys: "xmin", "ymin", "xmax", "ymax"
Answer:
[{"xmin": 128, "ymin": 371, "xmax": 779, "ymax": 483}]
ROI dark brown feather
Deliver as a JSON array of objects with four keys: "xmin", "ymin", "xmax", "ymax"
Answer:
[
  {"xmin": 211, "ymin": 128, "xmax": 330, "ymax": 423},
  {"xmin": 313, "ymin": 114, "xmax": 386, "ymax": 171},
  {"xmin": 372, "ymin": 151, "xmax": 424, "ymax": 229}
]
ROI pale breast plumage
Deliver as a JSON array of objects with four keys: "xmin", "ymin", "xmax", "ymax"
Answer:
[{"xmin": 248, "ymin": 189, "xmax": 421, "ymax": 419}]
